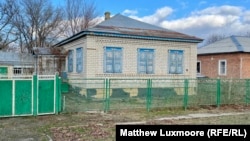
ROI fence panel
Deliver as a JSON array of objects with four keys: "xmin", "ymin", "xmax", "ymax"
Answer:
[
  {"xmin": 38, "ymin": 79, "xmax": 55, "ymax": 115},
  {"xmin": 150, "ymin": 79, "xmax": 185, "ymax": 109},
  {"xmin": 0, "ymin": 75, "xmax": 61, "ymax": 118},
  {"xmin": 14, "ymin": 80, "xmax": 32, "ymax": 115},
  {"xmin": 220, "ymin": 79, "xmax": 246, "ymax": 105},
  {"xmin": 62, "ymin": 78, "xmax": 106, "ymax": 113},
  {"xmin": 0, "ymin": 80, "xmax": 12, "ymax": 116},
  {"xmin": 108, "ymin": 79, "xmax": 148, "ymax": 111},
  {"xmin": 188, "ymin": 79, "xmax": 217, "ymax": 107},
  {"xmin": 62, "ymin": 78, "xmax": 250, "ymax": 113}
]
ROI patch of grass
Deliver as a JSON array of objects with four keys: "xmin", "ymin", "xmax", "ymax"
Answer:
[{"xmin": 1, "ymin": 105, "xmax": 250, "ymax": 141}]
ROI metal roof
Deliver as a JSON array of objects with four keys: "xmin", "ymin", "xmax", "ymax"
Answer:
[
  {"xmin": 91, "ymin": 14, "xmax": 171, "ymax": 31},
  {"xmin": 55, "ymin": 14, "xmax": 203, "ymax": 47},
  {"xmin": 197, "ymin": 36, "xmax": 250, "ymax": 55},
  {"xmin": 0, "ymin": 51, "xmax": 35, "ymax": 66}
]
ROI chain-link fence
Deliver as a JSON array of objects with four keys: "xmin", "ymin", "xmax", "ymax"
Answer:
[{"xmin": 61, "ymin": 78, "xmax": 250, "ymax": 113}]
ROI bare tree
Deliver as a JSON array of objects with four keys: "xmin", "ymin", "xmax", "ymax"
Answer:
[
  {"xmin": 63, "ymin": 0, "xmax": 99, "ymax": 37},
  {"xmin": 11, "ymin": 0, "xmax": 64, "ymax": 53},
  {"xmin": 201, "ymin": 33, "xmax": 228, "ymax": 47},
  {"xmin": 0, "ymin": 0, "xmax": 18, "ymax": 50}
]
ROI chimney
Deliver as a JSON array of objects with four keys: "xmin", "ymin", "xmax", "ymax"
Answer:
[{"xmin": 104, "ymin": 11, "xmax": 110, "ymax": 20}]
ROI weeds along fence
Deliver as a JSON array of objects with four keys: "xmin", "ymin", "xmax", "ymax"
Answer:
[{"xmin": 61, "ymin": 78, "xmax": 250, "ymax": 113}]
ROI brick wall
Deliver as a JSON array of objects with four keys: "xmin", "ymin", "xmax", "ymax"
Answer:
[
  {"xmin": 198, "ymin": 53, "xmax": 250, "ymax": 79},
  {"xmin": 86, "ymin": 35, "xmax": 198, "ymax": 79},
  {"xmin": 62, "ymin": 35, "xmax": 198, "ymax": 79}
]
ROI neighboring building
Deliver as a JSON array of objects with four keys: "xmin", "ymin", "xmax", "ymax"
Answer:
[
  {"xmin": 0, "ymin": 47, "xmax": 66, "ymax": 78},
  {"xmin": 0, "ymin": 51, "xmax": 35, "ymax": 78},
  {"xmin": 32, "ymin": 47, "xmax": 67, "ymax": 76},
  {"xmin": 197, "ymin": 35, "xmax": 250, "ymax": 79},
  {"xmin": 54, "ymin": 12, "xmax": 203, "ymax": 96}
]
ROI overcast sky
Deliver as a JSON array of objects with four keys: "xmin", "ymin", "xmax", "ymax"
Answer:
[{"xmin": 91, "ymin": 0, "xmax": 250, "ymax": 40}]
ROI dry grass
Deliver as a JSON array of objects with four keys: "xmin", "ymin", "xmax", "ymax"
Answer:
[{"xmin": 1, "ymin": 105, "xmax": 250, "ymax": 141}]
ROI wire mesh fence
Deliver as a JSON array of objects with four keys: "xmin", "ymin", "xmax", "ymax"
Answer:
[{"xmin": 61, "ymin": 78, "xmax": 250, "ymax": 113}]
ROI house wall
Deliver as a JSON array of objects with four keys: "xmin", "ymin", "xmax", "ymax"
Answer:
[
  {"xmin": 62, "ymin": 35, "xmax": 199, "ymax": 95},
  {"xmin": 0, "ymin": 65, "xmax": 31, "ymax": 78},
  {"xmin": 198, "ymin": 53, "xmax": 250, "ymax": 79},
  {"xmin": 62, "ymin": 36, "xmax": 198, "ymax": 80},
  {"xmin": 240, "ymin": 53, "xmax": 250, "ymax": 78},
  {"xmin": 85, "ymin": 35, "xmax": 198, "ymax": 79},
  {"xmin": 63, "ymin": 37, "xmax": 87, "ymax": 79}
]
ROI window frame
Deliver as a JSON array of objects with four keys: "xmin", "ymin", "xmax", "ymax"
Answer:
[
  {"xmin": 13, "ymin": 67, "xmax": 22, "ymax": 75},
  {"xmin": 68, "ymin": 49, "xmax": 74, "ymax": 73},
  {"xmin": 103, "ymin": 46, "xmax": 123, "ymax": 73},
  {"xmin": 76, "ymin": 47, "xmax": 83, "ymax": 73},
  {"xmin": 168, "ymin": 49, "xmax": 184, "ymax": 74},
  {"xmin": 137, "ymin": 48, "xmax": 155, "ymax": 74},
  {"xmin": 218, "ymin": 60, "xmax": 227, "ymax": 75}
]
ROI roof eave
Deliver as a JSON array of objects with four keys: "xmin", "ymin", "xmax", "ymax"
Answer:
[
  {"xmin": 197, "ymin": 51, "xmax": 247, "ymax": 55},
  {"xmin": 86, "ymin": 31, "xmax": 203, "ymax": 43},
  {"xmin": 54, "ymin": 31, "xmax": 203, "ymax": 47}
]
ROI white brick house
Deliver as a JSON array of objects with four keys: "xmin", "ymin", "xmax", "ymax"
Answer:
[
  {"xmin": 54, "ymin": 13, "xmax": 203, "ymax": 96},
  {"xmin": 55, "ymin": 13, "xmax": 202, "ymax": 79}
]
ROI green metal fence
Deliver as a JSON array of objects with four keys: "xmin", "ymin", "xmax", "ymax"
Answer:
[
  {"xmin": 0, "ymin": 75, "xmax": 62, "ymax": 118},
  {"xmin": 62, "ymin": 78, "xmax": 250, "ymax": 113}
]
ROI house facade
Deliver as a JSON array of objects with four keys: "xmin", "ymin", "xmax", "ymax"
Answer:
[
  {"xmin": 55, "ymin": 13, "xmax": 203, "ymax": 79},
  {"xmin": 54, "ymin": 13, "xmax": 203, "ymax": 97},
  {"xmin": 197, "ymin": 36, "xmax": 250, "ymax": 79}
]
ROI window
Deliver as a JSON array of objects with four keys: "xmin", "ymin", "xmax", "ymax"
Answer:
[
  {"xmin": 13, "ymin": 67, "xmax": 22, "ymax": 75},
  {"xmin": 104, "ymin": 47, "xmax": 123, "ymax": 73},
  {"xmin": 76, "ymin": 47, "xmax": 83, "ymax": 73},
  {"xmin": 13, "ymin": 66, "xmax": 34, "ymax": 75},
  {"xmin": 168, "ymin": 50, "xmax": 184, "ymax": 74},
  {"xmin": 197, "ymin": 61, "xmax": 201, "ymax": 74},
  {"xmin": 137, "ymin": 48, "xmax": 154, "ymax": 74},
  {"xmin": 219, "ymin": 60, "xmax": 226, "ymax": 75},
  {"xmin": 68, "ymin": 50, "xmax": 73, "ymax": 72},
  {"xmin": 22, "ymin": 67, "xmax": 34, "ymax": 75}
]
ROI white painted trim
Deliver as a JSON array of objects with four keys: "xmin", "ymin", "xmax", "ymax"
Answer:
[
  {"xmin": 12, "ymin": 80, "xmax": 15, "ymax": 116},
  {"xmin": 54, "ymin": 75, "xmax": 56, "ymax": 113},
  {"xmin": 218, "ymin": 60, "xmax": 227, "ymax": 75},
  {"xmin": 31, "ymin": 76, "xmax": 34, "ymax": 115}
]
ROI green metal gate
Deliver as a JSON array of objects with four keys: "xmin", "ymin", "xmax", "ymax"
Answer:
[{"xmin": 0, "ymin": 75, "xmax": 61, "ymax": 118}]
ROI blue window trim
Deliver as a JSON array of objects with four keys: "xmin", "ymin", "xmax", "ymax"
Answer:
[
  {"xmin": 68, "ymin": 50, "xmax": 74, "ymax": 73},
  {"xmin": 137, "ymin": 48, "xmax": 155, "ymax": 74},
  {"xmin": 103, "ymin": 46, "xmax": 123, "ymax": 73},
  {"xmin": 76, "ymin": 47, "xmax": 83, "ymax": 73},
  {"xmin": 168, "ymin": 49, "xmax": 184, "ymax": 74}
]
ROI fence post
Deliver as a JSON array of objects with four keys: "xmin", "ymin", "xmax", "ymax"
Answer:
[
  {"xmin": 146, "ymin": 79, "xmax": 152, "ymax": 112},
  {"xmin": 104, "ymin": 78, "xmax": 110, "ymax": 113},
  {"xmin": 32, "ymin": 75, "xmax": 38, "ymax": 116},
  {"xmin": 183, "ymin": 79, "xmax": 189, "ymax": 110},
  {"xmin": 216, "ymin": 79, "xmax": 221, "ymax": 107},
  {"xmin": 55, "ymin": 74, "xmax": 61, "ymax": 114},
  {"xmin": 245, "ymin": 79, "xmax": 250, "ymax": 105}
]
